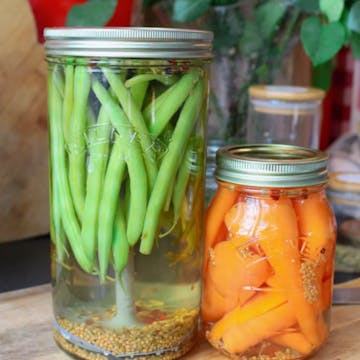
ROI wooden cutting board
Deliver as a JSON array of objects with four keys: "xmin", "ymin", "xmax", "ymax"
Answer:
[
  {"xmin": 0, "ymin": 284, "xmax": 360, "ymax": 359},
  {"xmin": 0, "ymin": 0, "xmax": 49, "ymax": 243}
]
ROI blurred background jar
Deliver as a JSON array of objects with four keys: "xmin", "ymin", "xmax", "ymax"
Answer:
[
  {"xmin": 247, "ymin": 85, "xmax": 325, "ymax": 148},
  {"xmin": 327, "ymin": 172, "xmax": 360, "ymax": 278}
]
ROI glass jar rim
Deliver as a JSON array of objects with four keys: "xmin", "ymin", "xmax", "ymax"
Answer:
[
  {"xmin": 249, "ymin": 85, "xmax": 325, "ymax": 103},
  {"xmin": 215, "ymin": 144, "xmax": 328, "ymax": 188},
  {"xmin": 44, "ymin": 27, "xmax": 213, "ymax": 59}
]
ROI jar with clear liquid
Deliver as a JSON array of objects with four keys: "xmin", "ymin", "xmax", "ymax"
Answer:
[{"xmin": 44, "ymin": 27, "xmax": 212, "ymax": 360}]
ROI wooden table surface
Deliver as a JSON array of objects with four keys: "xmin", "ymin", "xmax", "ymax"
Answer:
[{"xmin": 1, "ymin": 283, "xmax": 360, "ymax": 360}]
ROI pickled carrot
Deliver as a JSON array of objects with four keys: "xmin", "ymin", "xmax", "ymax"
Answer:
[
  {"xmin": 203, "ymin": 186, "xmax": 238, "ymax": 271},
  {"xmin": 293, "ymin": 191, "xmax": 336, "ymax": 280},
  {"xmin": 208, "ymin": 291, "xmax": 287, "ymax": 343},
  {"xmin": 207, "ymin": 238, "xmax": 272, "ymax": 300},
  {"xmin": 271, "ymin": 331, "xmax": 313, "ymax": 355},
  {"xmin": 220, "ymin": 302, "xmax": 296, "ymax": 354},
  {"xmin": 201, "ymin": 276, "xmax": 239, "ymax": 323},
  {"xmin": 252, "ymin": 197, "xmax": 322, "ymax": 347}
]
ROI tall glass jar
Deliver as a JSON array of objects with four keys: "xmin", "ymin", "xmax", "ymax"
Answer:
[
  {"xmin": 247, "ymin": 86, "xmax": 325, "ymax": 149},
  {"xmin": 202, "ymin": 144, "xmax": 336, "ymax": 359},
  {"xmin": 44, "ymin": 28, "xmax": 212, "ymax": 360}
]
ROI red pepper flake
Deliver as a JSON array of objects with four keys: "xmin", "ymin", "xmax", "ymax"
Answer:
[{"xmin": 270, "ymin": 189, "xmax": 280, "ymax": 200}]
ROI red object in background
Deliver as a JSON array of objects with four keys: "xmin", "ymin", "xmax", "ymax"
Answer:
[
  {"xmin": 320, "ymin": 47, "xmax": 354, "ymax": 150},
  {"xmin": 28, "ymin": 0, "xmax": 134, "ymax": 43}
]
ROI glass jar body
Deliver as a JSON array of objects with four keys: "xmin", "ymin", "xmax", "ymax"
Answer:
[
  {"xmin": 327, "ymin": 172, "xmax": 360, "ymax": 275},
  {"xmin": 202, "ymin": 181, "xmax": 336, "ymax": 359},
  {"xmin": 247, "ymin": 98, "xmax": 322, "ymax": 149},
  {"xmin": 47, "ymin": 55, "xmax": 209, "ymax": 359}
]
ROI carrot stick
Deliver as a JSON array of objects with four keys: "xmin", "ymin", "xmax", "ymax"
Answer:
[
  {"xmin": 203, "ymin": 186, "xmax": 238, "ymax": 271},
  {"xmin": 253, "ymin": 197, "xmax": 322, "ymax": 347},
  {"xmin": 271, "ymin": 331, "xmax": 313, "ymax": 355},
  {"xmin": 208, "ymin": 291, "xmax": 287, "ymax": 343},
  {"xmin": 201, "ymin": 277, "xmax": 239, "ymax": 323},
  {"xmin": 293, "ymin": 191, "xmax": 336, "ymax": 280},
  {"xmin": 220, "ymin": 302, "xmax": 296, "ymax": 354},
  {"xmin": 207, "ymin": 238, "xmax": 272, "ymax": 300}
]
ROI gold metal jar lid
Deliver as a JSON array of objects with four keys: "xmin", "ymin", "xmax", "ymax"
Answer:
[
  {"xmin": 215, "ymin": 144, "xmax": 328, "ymax": 188},
  {"xmin": 44, "ymin": 27, "xmax": 213, "ymax": 59},
  {"xmin": 249, "ymin": 85, "xmax": 326, "ymax": 102}
]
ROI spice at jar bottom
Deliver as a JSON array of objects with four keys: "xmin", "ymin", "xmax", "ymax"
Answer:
[
  {"xmin": 55, "ymin": 306, "xmax": 198, "ymax": 359},
  {"xmin": 202, "ymin": 144, "xmax": 336, "ymax": 360}
]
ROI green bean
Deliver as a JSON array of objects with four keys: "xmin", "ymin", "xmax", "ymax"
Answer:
[
  {"xmin": 62, "ymin": 64, "xmax": 74, "ymax": 143},
  {"xmin": 124, "ymin": 137, "xmax": 148, "ymax": 246},
  {"xmin": 113, "ymin": 202, "xmax": 129, "ymax": 275},
  {"xmin": 48, "ymin": 71, "xmax": 92, "ymax": 272},
  {"xmin": 51, "ymin": 181, "xmax": 67, "ymax": 261},
  {"xmin": 173, "ymin": 136, "xmax": 204, "ymax": 224},
  {"xmin": 93, "ymin": 80, "xmax": 148, "ymax": 274},
  {"xmin": 81, "ymin": 107, "xmax": 111, "ymax": 265},
  {"xmin": 97, "ymin": 136, "xmax": 126, "ymax": 282},
  {"xmin": 140, "ymin": 79, "xmax": 205, "ymax": 255},
  {"xmin": 53, "ymin": 65, "xmax": 65, "ymax": 98},
  {"xmin": 125, "ymin": 74, "xmax": 177, "ymax": 88},
  {"xmin": 143, "ymin": 70, "xmax": 200, "ymax": 138},
  {"xmin": 172, "ymin": 142, "xmax": 192, "ymax": 223},
  {"xmin": 130, "ymin": 81, "xmax": 149, "ymax": 110},
  {"xmin": 102, "ymin": 68, "xmax": 158, "ymax": 190},
  {"xmin": 68, "ymin": 66, "xmax": 91, "ymax": 221}
]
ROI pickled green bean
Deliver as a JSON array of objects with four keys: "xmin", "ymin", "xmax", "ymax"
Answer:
[
  {"xmin": 125, "ymin": 74, "xmax": 177, "ymax": 88},
  {"xmin": 68, "ymin": 66, "xmax": 91, "ymax": 220},
  {"xmin": 130, "ymin": 81, "xmax": 149, "ymax": 110},
  {"xmin": 48, "ymin": 71, "xmax": 92, "ymax": 272},
  {"xmin": 102, "ymin": 68, "xmax": 158, "ymax": 190},
  {"xmin": 143, "ymin": 70, "xmax": 200, "ymax": 138},
  {"xmin": 97, "ymin": 136, "xmax": 126, "ymax": 282},
  {"xmin": 93, "ymin": 80, "xmax": 148, "ymax": 275},
  {"xmin": 140, "ymin": 79, "xmax": 205, "ymax": 255},
  {"xmin": 62, "ymin": 64, "xmax": 74, "ymax": 143},
  {"xmin": 81, "ymin": 107, "xmax": 111, "ymax": 264},
  {"xmin": 172, "ymin": 142, "xmax": 192, "ymax": 223},
  {"xmin": 113, "ymin": 202, "xmax": 129, "ymax": 275}
]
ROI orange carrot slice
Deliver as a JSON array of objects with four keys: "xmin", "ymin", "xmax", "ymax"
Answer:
[
  {"xmin": 207, "ymin": 238, "xmax": 272, "ymax": 301},
  {"xmin": 252, "ymin": 197, "xmax": 322, "ymax": 347},
  {"xmin": 271, "ymin": 331, "xmax": 313, "ymax": 355},
  {"xmin": 293, "ymin": 191, "xmax": 336, "ymax": 280},
  {"xmin": 201, "ymin": 277, "xmax": 239, "ymax": 323},
  {"xmin": 220, "ymin": 302, "xmax": 296, "ymax": 354},
  {"xmin": 203, "ymin": 186, "xmax": 238, "ymax": 272},
  {"xmin": 208, "ymin": 291, "xmax": 287, "ymax": 343}
]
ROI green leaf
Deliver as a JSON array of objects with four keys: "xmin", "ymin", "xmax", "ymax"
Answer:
[
  {"xmin": 320, "ymin": 0, "xmax": 344, "ymax": 22},
  {"xmin": 238, "ymin": 21, "xmax": 263, "ymax": 57},
  {"xmin": 348, "ymin": 1, "xmax": 360, "ymax": 33},
  {"xmin": 255, "ymin": 0, "xmax": 287, "ymax": 41},
  {"xmin": 301, "ymin": 17, "xmax": 346, "ymax": 66},
  {"xmin": 351, "ymin": 31, "xmax": 360, "ymax": 58},
  {"xmin": 312, "ymin": 60, "xmax": 334, "ymax": 91},
  {"xmin": 66, "ymin": 0, "xmax": 117, "ymax": 27},
  {"xmin": 172, "ymin": 0, "xmax": 211, "ymax": 23},
  {"xmin": 295, "ymin": 0, "xmax": 320, "ymax": 13}
]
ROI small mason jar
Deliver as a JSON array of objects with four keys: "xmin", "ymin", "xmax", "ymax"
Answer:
[
  {"xmin": 247, "ymin": 86, "xmax": 325, "ymax": 149},
  {"xmin": 44, "ymin": 28, "xmax": 212, "ymax": 359},
  {"xmin": 202, "ymin": 144, "xmax": 336, "ymax": 359}
]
